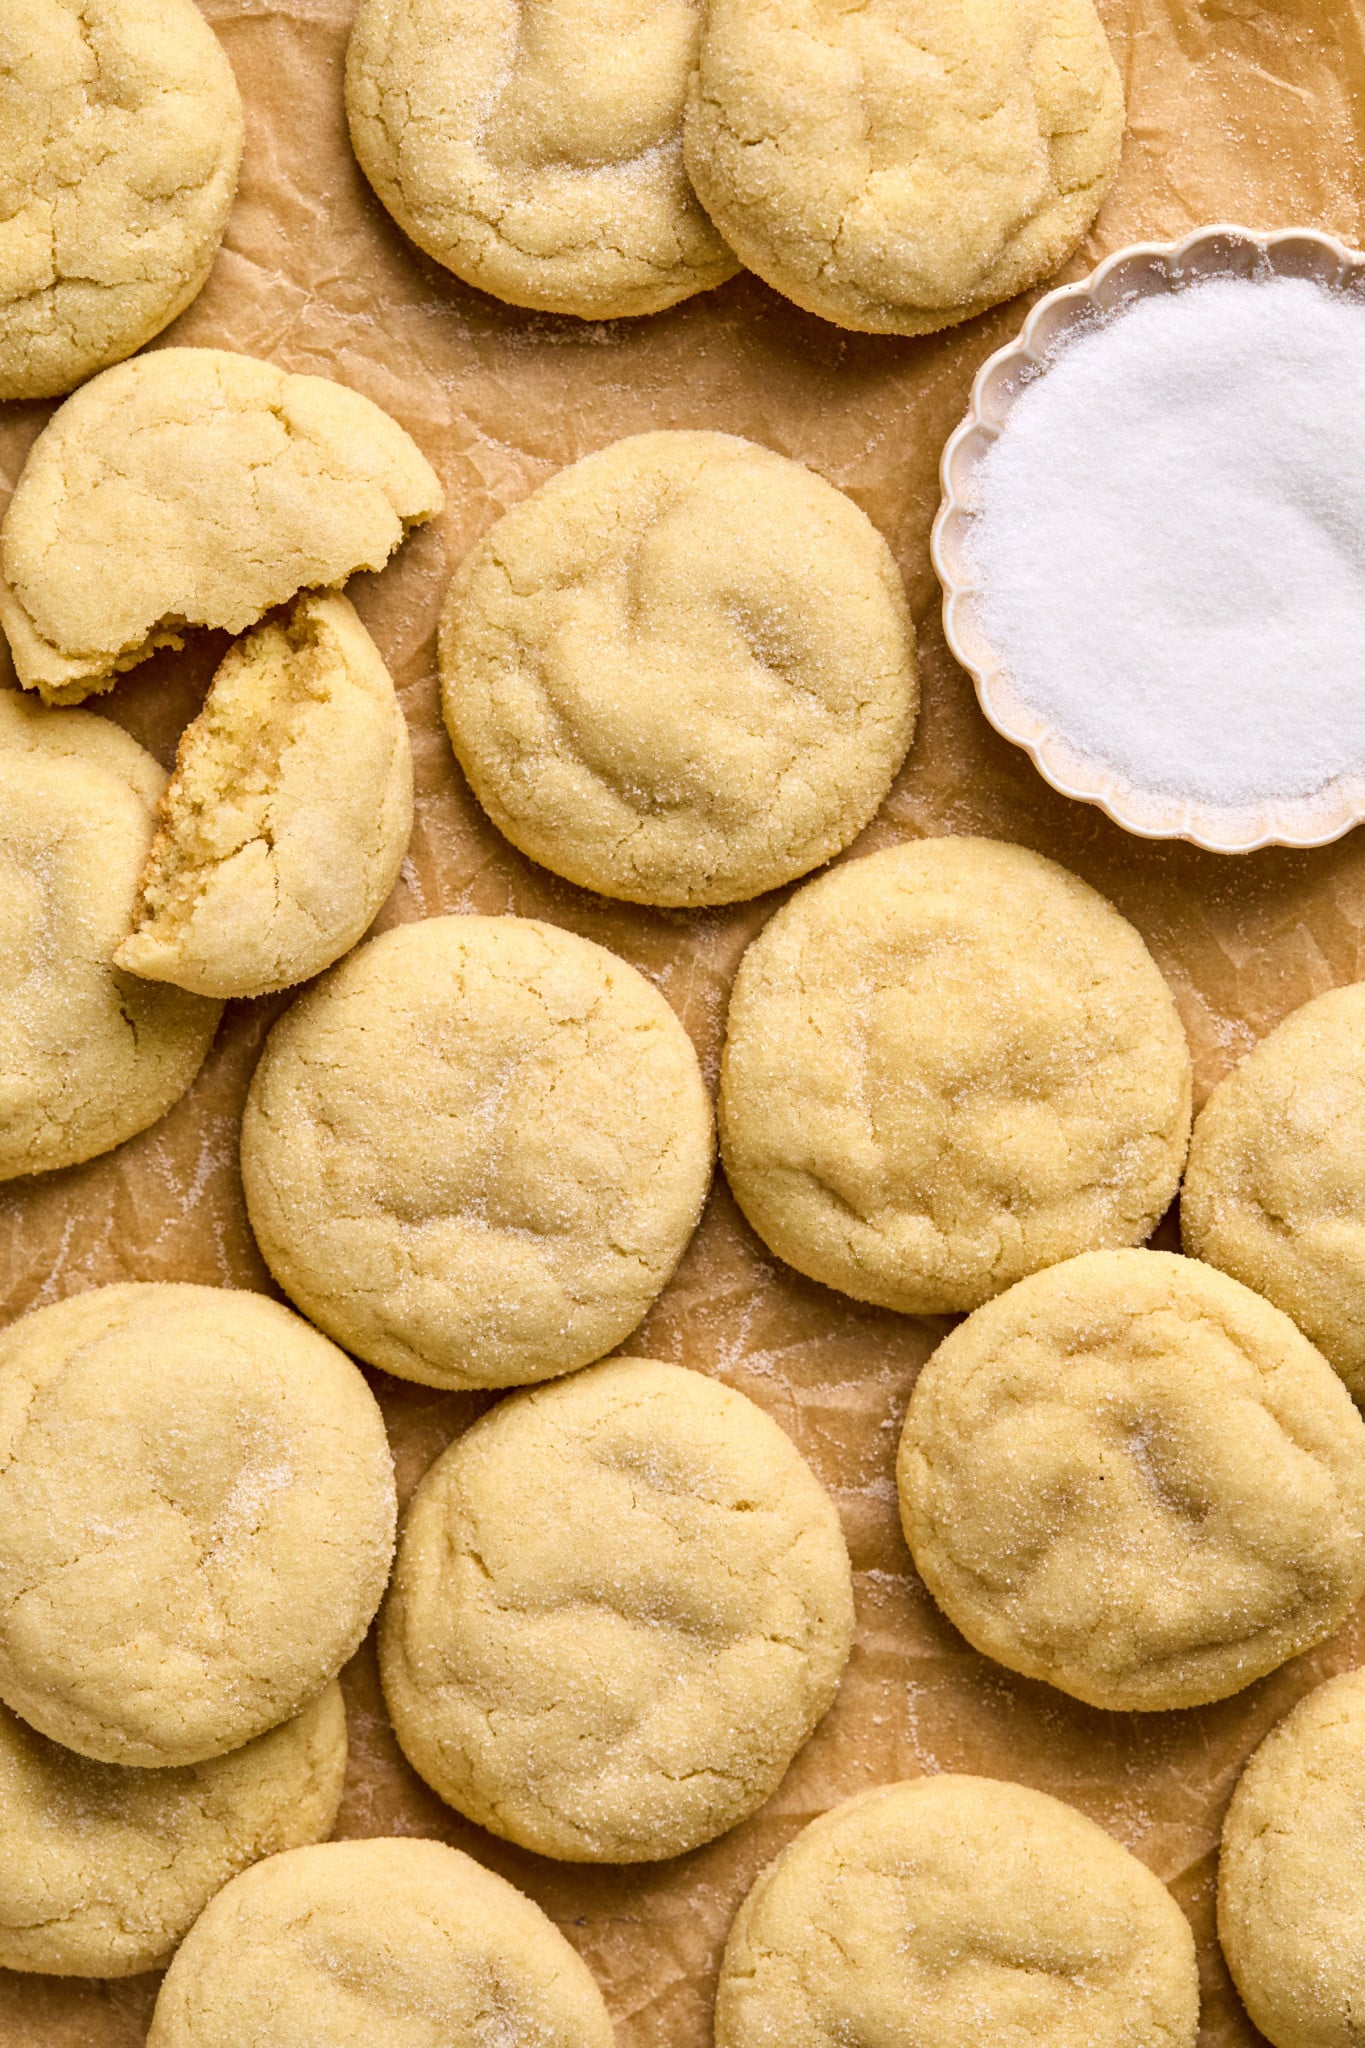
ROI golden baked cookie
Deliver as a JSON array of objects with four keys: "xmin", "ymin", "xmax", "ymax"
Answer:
[
  {"xmin": 380, "ymin": 1355, "xmax": 854, "ymax": 1862},
  {"xmin": 146, "ymin": 1837, "xmax": 615, "ymax": 2048},
  {"xmin": 0, "ymin": 689, "xmax": 220, "ymax": 1182},
  {"xmin": 898, "ymin": 1250, "xmax": 1365, "ymax": 1711},
  {"xmin": 0, "ymin": 347, "xmax": 443, "ymax": 704},
  {"xmin": 241, "ymin": 915, "xmax": 714, "ymax": 1389},
  {"xmin": 0, "ymin": 1284, "xmax": 396, "ymax": 1767},
  {"xmin": 115, "ymin": 593, "xmax": 413, "ymax": 999},
  {"xmin": 0, "ymin": 1682, "xmax": 345, "ymax": 1979},
  {"xmin": 1182, "ymin": 983, "xmax": 1365, "ymax": 1401},
  {"xmin": 718, "ymin": 836, "xmax": 1191, "ymax": 1315},
  {"xmin": 0, "ymin": 0, "xmax": 243, "ymax": 401},
  {"xmin": 685, "ymin": 0, "xmax": 1124, "ymax": 335},
  {"xmin": 715, "ymin": 1775, "xmax": 1199, "ymax": 2048},
  {"xmin": 440, "ymin": 431, "xmax": 917, "ymax": 906},
  {"xmin": 1218, "ymin": 1669, "xmax": 1365, "ymax": 2048},
  {"xmin": 345, "ymin": 0, "xmax": 738, "ymax": 319}
]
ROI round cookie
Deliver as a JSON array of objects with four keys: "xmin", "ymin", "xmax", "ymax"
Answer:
[
  {"xmin": 345, "ymin": 0, "xmax": 738, "ymax": 320},
  {"xmin": 116, "ymin": 593, "xmax": 414, "ymax": 999},
  {"xmin": 1218, "ymin": 1669, "xmax": 1365, "ymax": 2048},
  {"xmin": 146, "ymin": 1837, "xmax": 615, "ymax": 2048},
  {"xmin": 1183, "ymin": 983, "xmax": 1365, "ymax": 1401},
  {"xmin": 684, "ymin": 0, "xmax": 1124, "ymax": 336},
  {"xmin": 0, "ymin": 1682, "xmax": 346, "ymax": 1978},
  {"xmin": 0, "ymin": 0, "xmax": 243, "ymax": 402},
  {"xmin": 0, "ymin": 347, "xmax": 443, "ymax": 704},
  {"xmin": 380, "ymin": 1355, "xmax": 854, "ymax": 1862},
  {"xmin": 0, "ymin": 1284, "xmax": 396, "ymax": 1767},
  {"xmin": 715, "ymin": 1775, "xmax": 1200, "ymax": 2048},
  {"xmin": 241, "ymin": 915, "xmax": 714, "ymax": 1389},
  {"xmin": 898, "ymin": 1250, "xmax": 1365, "ymax": 1712},
  {"xmin": 718, "ymin": 836, "xmax": 1192, "ymax": 1315},
  {"xmin": 0, "ymin": 689, "xmax": 221, "ymax": 1182},
  {"xmin": 440, "ymin": 431, "xmax": 918, "ymax": 907}
]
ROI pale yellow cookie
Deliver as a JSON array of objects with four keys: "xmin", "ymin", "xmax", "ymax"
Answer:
[
  {"xmin": 0, "ymin": 689, "xmax": 220, "ymax": 1182},
  {"xmin": 715, "ymin": 1775, "xmax": 1199, "ymax": 2048},
  {"xmin": 146, "ymin": 1837, "xmax": 615, "ymax": 2048},
  {"xmin": 0, "ymin": 347, "xmax": 443, "ymax": 704},
  {"xmin": 1183, "ymin": 984, "xmax": 1365, "ymax": 1402},
  {"xmin": 241, "ymin": 916, "xmax": 714, "ymax": 1389},
  {"xmin": 1218, "ymin": 1669, "xmax": 1365, "ymax": 2048},
  {"xmin": 0, "ymin": 1682, "xmax": 345, "ymax": 1979},
  {"xmin": 898, "ymin": 1250, "xmax": 1365, "ymax": 1711},
  {"xmin": 719, "ymin": 837, "xmax": 1192, "ymax": 1315},
  {"xmin": 115, "ymin": 593, "xmax": 413, "ymax": 999},
  {"xmin": 440, "ymin": 431, "xmax": 917, "ymax": 906},
  {"xmin": 345, "ymin": 0, "xmax": 738, "ymax": 319},
  {"xmin": 380, "ymin": 1356, "xmax": 854, "ymax": 1861},
  {"xmin": 0, "ymin": 0, "xmax": 243, "ymax": 401},
  {"xmin": 0, "ymin": 1284, "xmax": 396, "ymax": 1767},
  {"xmin": 685, "ymin": 0, "xmax": 1124, "ymax": 336}
]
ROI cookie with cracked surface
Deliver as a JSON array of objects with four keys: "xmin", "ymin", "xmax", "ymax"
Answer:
[
  {"xmin": 0, "ymin": 347, "xmax": 443, "ymax": 704},
  {"xmin": 0, "ymin": 688, "xmax": 220, "ymax": 1182},
  {"xmin": 1218, "ymin": 1669, "xmax": 1365, "ymax": 2048},
  {"xmin": 718, "ymin": 836, "xmax": 1192, "ymax": 1315},
  {"xmin": 684, "ymin": 0, "xmax": 1124, "ymax": 335},
  {"xmin": 0, "ymin": 1682, "xmax": 345, "ymax": 1978},
  {"xmin": 115, "ymin": 593, "xmax": 413, "ymax": 999},
  {"xmin": 898, "ymin": 1250, "xmax": 1365, "ymax": 1712},
  {"xmin": 1182, "ymin": 984, "xmax": 1365, "ymax": 1403},
  {"xmin": 0, "ymin": 0, "xmax": 243, "ymax": 402},
  {"xmin": 0, "ymin": 1284, "xmax": 396, "ymax": 1767},
  {"xmin": 715, "ymin": 1775, "xmax": 1199, "ymax": 2048},
  {"xmin": 146, "ymin": 1837, "xmax": 615, "ymax": 2048},
  {"xmin": 345, "ymin": 0, "xmax": 739, "ymax": 319},
  {"xmin": 440, "ymin": 431, "xmax": 917, "ymax": 906},
  {"xmin": 380, "ymin": 1355, "xmax": 854, "ymax": 1861},
  {"xmin": 241, "ymin": 915, "xmax": 714, "ymax": 1389}
]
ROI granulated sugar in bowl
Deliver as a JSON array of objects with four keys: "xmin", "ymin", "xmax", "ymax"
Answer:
[{"xmin": 934, "ymin": 227, "xmax": 1365, "ymax": 852}]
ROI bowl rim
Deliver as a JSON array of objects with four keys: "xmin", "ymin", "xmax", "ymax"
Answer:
[{"xmin": 931, "ymin": 222, "xmax": 1365, "ymax": 855}]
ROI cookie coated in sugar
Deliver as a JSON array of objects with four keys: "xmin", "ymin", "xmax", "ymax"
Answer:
[
  {"xmin": 0, "ymin": 0, "xmax": 243, "ymax": 400},
  {"xmin": 346, "ymin": 0, "xmax": 738, "ymax": 318},
  {"xmin": 899, "ymin": 1250, "xmax": 1365, "ymax": 1711},
  {"xmin": 0, "ymin": 348, "xmax": 442, "ymax": 704},
  {"xmin": 684, "ymin": 0, "xmax": 1124, "ymax": 334},
  {"xmin": 441, "ymin": 430, "xmax": 917, "ymax": 905},
  {"xmin": 380, "ymin": 1356, "xmax": 854, "ymax": 1861},
  {"xmin": 715, "ymin": 1775, "xmax": 1199, "ymax": 2048}
]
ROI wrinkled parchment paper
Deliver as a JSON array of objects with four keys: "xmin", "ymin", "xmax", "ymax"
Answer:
[{"xmin": 4, "ymin": 2, "xmax": 1365, "ymax": 2039}]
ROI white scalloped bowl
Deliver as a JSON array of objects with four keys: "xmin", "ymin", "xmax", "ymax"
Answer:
[{"xmin": 932, "ymin": 223, "xmax": 1365, "ymax": 854}]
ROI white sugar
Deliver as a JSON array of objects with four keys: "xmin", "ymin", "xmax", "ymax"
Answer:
[{"xmin": 966, "ymin": 274, "xmax": 1365, "ymax": 806}]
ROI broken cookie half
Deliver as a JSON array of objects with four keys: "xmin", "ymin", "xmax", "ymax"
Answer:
[{"xmin": 116, "ymin": 592, "xmax": 413, "ymax": 1000}]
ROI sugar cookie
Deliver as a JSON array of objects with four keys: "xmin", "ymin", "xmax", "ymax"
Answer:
[
  {"xmin": 898, "ymin": 1250, "xmax": 1365, "ymax": 1711},
  {"xmin": 241, "ymin": 915, "xmax": 714, "ymax": 1389},
  {"xmin": 0, "ymin": 348, "xmax": 443, "ymax": 704},
  {"xmin": 0, "ymin": 0, "xmax": 243, "ymax": 401},
  {"xmin": 715, "ymin": 1775, "xmax": 1199, "ymax": 2048},
  {"xmin": 380, "ymin": 1356, "xmax": 853, "ymax": 1861},
  {"xmin": 1218, "ymin": 1669, "xmax": 1365, "ymax": 2048},
  {"xmin": 440, "ymin": 431, "xmax": 917, "ymax": 905},
  {"xmin": 0, "ymin": 690, "xmax": 220, "ymax": 1182},
  {"xmin": 1183, "ymin": 983, "xmax": 1365, "ymax": 1401},
  {"xmin": 685, "ymin": 0, "xmax": 1124, "ymax": 335},
  {"xmin": 345, "ymin": 0, "xmax": 738, "ymax": 319},
  {"xmin": 146, "ymin": 1837, "xmax": 615, "ymax": 2048},
  {"xmin": 0, "ymin": 1284, "xmax": 396, "ymax": 1766},
  {"xmin": 115, "ymin": 593, "xmax": 413, "ymax": 999},
  {"xmin": 0, "ymin": 1683, "xmax": 345, "ymax": 1978},
  {"xmin": 719, "ymin": 836, "xmax": 1191, "ymax": 1315}
]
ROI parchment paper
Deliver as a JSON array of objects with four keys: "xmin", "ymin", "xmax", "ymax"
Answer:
[{"xmin": 3, "ymin": 3, "xmax": 1365, "ymax": 2039}]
